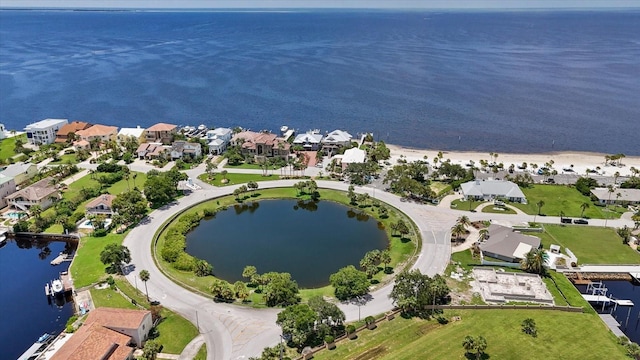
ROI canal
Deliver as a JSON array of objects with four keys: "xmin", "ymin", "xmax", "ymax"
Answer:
[{"xmin": 0, "ymin": 239, "xmax": 74, "ymax": 360}]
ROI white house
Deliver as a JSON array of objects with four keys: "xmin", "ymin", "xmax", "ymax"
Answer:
[
  {"xmin": 338, "ymin": 147, "xmax": 367, "ymax": 170},
  {"xmin": 460, "ymin": 179, "xmax": 527, "ymax": 203},
  {"xmin": 206, "ymin": 128, "xmax": 233, "ymax": 155},
  {"xmin": 117, "ymin": 126, "xmax": 146, "ymax": 145},
  {"xmin": 0, "ymin": 162, "xmax": 39, "ymax": 185},
  {"xmin": 85, "ymin": 194, "xmax": 116, "ymax": 217},
  {"xmin": 170, "ymin": 141, "xmax": 202, "ymax": 160},
  {"xmin": 0, "ymin": 173, "xmax": 16, "ymax": 209},
  {"xmin": 591, "ymin": 188, "xmax": 640, "ymax": 205},
  {"xmin": 24, "ymin": 118, "xmax": 68, "ymax": 145},
  {"xmin": 322, "ymin": 129, "xmax": 353, "ymax": 156},
  {"xmin": 293, "ymin": 131, "xmax": 324, "ymax": 151}
]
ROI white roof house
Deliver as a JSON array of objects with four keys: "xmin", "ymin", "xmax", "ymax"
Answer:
[
  {"xmin": 323, "ymin": 130, "xmax": 352, "ymax": 145},
  {"xmin": 591, "ymin": 188, "xmax": 640, "ymax": 205},
  {"xmin": 293, "ymin": 132, "xmax": 323, "ymax": 150},
  {"xmin": 117, "ymin": 126, "xmax": 146, "ymax": 142},
  {"xmin": 24, "ymin": 118, "xmax": 68, "ymax": 145},
  {"xmin": 206, "ymin": 128, "xmax": 233, "ymax": 141},
  {"xmin": 480, "ymin": 224, "xmax": 541, "ymax": 262},
  {"xmin": 461, "ymin": 179, "xmax": 527, "ymax": 203}
]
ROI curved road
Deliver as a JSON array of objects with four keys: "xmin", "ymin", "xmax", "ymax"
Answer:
[{"xmin": 123, "ymin": 178, "xmax": 635, "ymax": 359}]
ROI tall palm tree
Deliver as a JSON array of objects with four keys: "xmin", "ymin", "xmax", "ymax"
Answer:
[
  {"xmin": 534, "ymin": 200, "xmax": 545, "ymax": 223},
  {"xmin": 479, "ymin": 228, "xmax": 489, "ymax": 241},
  {"xmin": 614, "ymin": 171, "xmax": 620, "ymax": 185},
  {"xmin": 580, "ymin": 202, "xmax": 590, "ymax": 218},
  {"xmin": 457, "ymin": 215, "xmax": 471, "ymax": 228},
  {"xmin": 139, "ymin": 270, "xmax": 150, "ymax": 302},
  {"xmin": 531, "ymin": 248, "xmax": 548, "ymax": 275},
  {"xmin": 30, "ymin": 204, "xmax": 42, "ymax": 219},
  {"xmin": 451, "ymin": 223, "xmax": 467, "ymax": 243}
]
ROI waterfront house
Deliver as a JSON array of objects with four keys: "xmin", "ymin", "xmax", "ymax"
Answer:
[
  {"xmin": 0, "ymin": 162, "xmax": 38, "ymax": 185},
  {"xmin": 321, "ymin": 129, "xmax": 353, "ymax": 156},
  {"xmin": 170, "ymin": 141, "xmax": 202, "ymax": 160},
  {"xmin": 54, "ymin": 121, "xmax": 92, "ymax": 143},
  {"xmin": 0, "ymin": 173, "xmax": 16, "ymax": 209},
  {"xmin": 205, "ymin": 127, "xmax": 233, "ymax": 155},
  {"xmin": 337, "ymin": 147, "xmax": 367, "ymax": 171},
  {"xmin": 591, "ymin": 188, "xmax": 640, "ymax": 206},
  {"xmin": 0, "ymin": 123, "xmax": 6, "ymax": 139},
  {"xmin": 5, "ymin": 177, "xmax": 60, "ymax": 212},
  {"xmin": 117, "ymin": 126, "xmax": 146, "ymax": 145},
  {"xmin": 480, "ymin": 224, "xmax": 541, "ymax": 263},
  {"xmin": 24, "ymin": 118, "xmax": 68, "ymax": 145},
  {"xmin": 460, "ymin": 179, "xmax": 527, "ymax": 204},
  {"xmin": 231, "ymin": 130, "xmax": 291, "ymax": 160},
  {"xmin": 293, "ymin": 131, "xmax": 324, "ymax": 151},
  {"xmin": 50, "ymin": 307, "xmax": 153, "ymax": 360},
  {"xmin": 136, "ymin": 143, "xmax": 168, "ymax": 160},
  {"xmin": 76, "ymin": 124, "xmax": 118, "ymax": 144},
  {"xmin": 145, "ymin": 123, "xmax": 177, "ymax": 144},
  {"xmin": 85, "ymin": 194, "xmax": 116, "ymax": 217}
]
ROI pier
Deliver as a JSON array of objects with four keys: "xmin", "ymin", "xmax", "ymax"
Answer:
[
  {"xmin": 50, "ymin": 252, "xmax": 72, "ymax": 266},
  {"xmin": 599, "ymin": 314, "xmax": 626, "ymax": 338}
]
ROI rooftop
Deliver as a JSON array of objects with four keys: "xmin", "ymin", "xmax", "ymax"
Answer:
[
  {"xmin": 1, "ymin": 162, "xmax": 35, "ymax": 178},
  {"xmin": 147, "ymin": 123, "xmax": 177, "ymax": 132},
  {"xmin": 0, "ymin": 173, "xmax": 14, "ymax": 185},
  {"xmin": 24, "ymin": 118, "xmax": 68, "ymax": 130},
  {"xmin": 591, "ymin": 187, "xmax": 640, "ymax": 202},
  {"xmin": 55, "ymin": 121, "xmax": 92, "ymax": 137},
  {"xmin": 85, "ymin": 194, "xmax": 116, "ymax": 209},
  {"xmin": 5, "ymin": 177, "xmax": 58, "ymax": 201},
  {"xmin": 118, "ymin": 126, "xmax": 146, "ymax": 137},
  {"xmin": 76, "ymin": 124, "xmax": 118, "ymax": 137},
  {"xmin": 341, "ymin": 147, "xmax": 366, "ymax": 164},
  {"xmin": 461, "ymin": 179, "xmax": 526, "ymax": 199},
  {"xmin": 480, "ymin": 224, "xmax": 541, "ymax": 261}
]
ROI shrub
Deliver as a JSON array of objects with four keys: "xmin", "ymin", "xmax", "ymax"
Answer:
[
  {"xmin": 324, "ymin": 335, "xmax": 334, "ymax": 344},
  {"xmin": 346, "ymin": 324, "xmax": 356, "ymax": 334},
  {"xmin": 365, "ymin": 316, "xmax": 375, "ymax": 325},
  {"xmin": 172, "ymin": 253, "xmax": 196, "ymax": 271}
]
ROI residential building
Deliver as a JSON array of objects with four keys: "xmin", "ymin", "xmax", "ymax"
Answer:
[
  {"xmin": 76, "ymin": 124, "xmax": 118, "ymax": 144},
  {"xmin": 170, "ymin": 141, "xmax": 202, "ymax": 160},
  {"xmin": 24, "ymin": 118, "xmax": 68, "ymax": 145},
  {"xmin": 145, "ymin": 123, "xmax": 177, "ymax": 144},
  {"xmin": 460, "ymin": 179, "xmax": 527, "ymax": 203},
  {"xmin": 5, "ymin": 177, "xmax": 60, "ymax": 212},
  {"xmin": 0, "ymin": 174, "xmax": 17, "ymax": 208},
  {"xmin": 54, "ymin": 121, "xmax": 92, "ymax": 143},
  {"xmin": 117, "ymin": 126, "xmax": 146, "ymax": 145},
  {"xmin": 231, "ymin": 131, "xmax": 291, "ymax": 159},
  {"xmin": 85, "ymin": 194, "xmax": 117, "ymax": 217},
  {"xmin": 337, "ymin": 147, "xmax": 367, "ymax": 170},
  {"xmin": 0, "ymin": 162, "xmax": 38, "ymax": 185},
  {"xmin": 205, "ymin": 128, "xmax": 233, "ymax": 155},
  {"xmin": 136, "ymin": 143, "xmax": 168, "ymax": 160},
  {"xmin": 293, "ymin": 131, "xmax": 323, "ymax": 151},
  {"xmin": 321, "ymin": 129, "xmax": 353, "ymax": 156},
  {"xmin": 50, "ymin": 307, "xmax": 153, "ymax": 360},
  {"xmin": 591, "ymin": 188, "xmax": 640, "ymax": 205},
  {"xmin": 480, "ymin": 224, "xmax": 542, "ymax": 262},
  {"xmin": 0, "ymin": 123, "xmax": 5, "ymax": 139}
]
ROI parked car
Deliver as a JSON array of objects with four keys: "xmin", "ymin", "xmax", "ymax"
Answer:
[
  {"xmin": 561, "ymin": 218, "xmax": 572, "ymax": 224},
  {"xmin": 573, "ymin": 219, "xmax": 589, "ymax": 225}
]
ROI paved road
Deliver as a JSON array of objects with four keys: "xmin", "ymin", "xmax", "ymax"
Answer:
[{"xmin": 123, "ymin": 178, "xmax": 636, "ymax": 360}]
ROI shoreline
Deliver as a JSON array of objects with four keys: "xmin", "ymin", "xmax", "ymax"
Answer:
[{"xmin": 385, "ymin": 144, "xmax": 640, "ymax": 177}]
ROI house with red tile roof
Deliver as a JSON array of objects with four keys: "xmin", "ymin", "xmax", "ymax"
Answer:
[
  {"xmin": 50, "ymin": 308, "xmax": 153, "ymax": 360},
  {"xmin": 145, "ymin": 123, "xmax": 177, "ymax": 144},
  {"xmin": 231, "ymin": 131, "xmax": 290, "ymax": 160},
  {"xmin": 76, "ymin": 124, "xmax": 118, "ymax": 143},
  {"xmin": 55, "ymin": 121, "xmax": 92, "ymax": 143}
]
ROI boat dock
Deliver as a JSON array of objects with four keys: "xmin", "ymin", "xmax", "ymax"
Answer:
[
  {"xmin": 599, "ymin": 314, "xmax": 626, "ymax": 338},
  {"xmin": 50, "ymin": 252, "xmax": 72, "ymax": 265}
]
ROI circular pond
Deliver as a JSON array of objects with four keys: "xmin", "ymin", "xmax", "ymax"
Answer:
[{"xmin": 185, "ymin": 199, "xmax": 388, "ymax": 288}]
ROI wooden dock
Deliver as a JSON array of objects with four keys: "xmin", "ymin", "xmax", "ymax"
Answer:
[
  {"xmin": 599, "ymin": 314, "xmax": 625, "ymax": 338},
  {"xmin": 60, "ymin": 271, "xmax": 73, "ymax": 292},
  {"xmin": 50, "ymin": 252, "xmax": 72, "ymax": 265}
]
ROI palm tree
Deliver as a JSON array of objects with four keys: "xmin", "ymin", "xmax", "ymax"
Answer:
[
  {"xmin": 457, "ymin": 215, "xmax": 471, "ymax": 228},
  {"xmin": 479, "ymin": 228, "xmax": 489, "ymax": 241},
  {"xmin": 139, "ymin": 270, "xmax": 150, "ymax": 302},
  {"xmin": 451, "ymin": 223, "xmax": 467, "ymax": 243},
  {"xmin": 534, "ymin": 200, "xmax": 545, "ymax": 223},
  {"xmin": 580, "ymin": 202, "xmax": 590, "ymax": 218},
  {"xmin": 221, "ymin": 170, "xmax": 228, "ymax": 182},
  {"xmin": 614, "ymin": 171, "xmax": 620, "ymax": 185},
  {"xmin": 474, "ymin": 336, "xmax": 488, "ymax": 360},
  {"xmin": 521, "ymin": 249, "xmax": 548, "ymax": 275},
  {"xmin": 462, "ymin": 335, "xmax": 476, "ymax": 355},
  {"xmin": 29, "ymin": 204, "xmax": 42, "ymax": 219},
  {"xmin": 380, "ymin": 250, "xmax": 391, "ymax": 272}
]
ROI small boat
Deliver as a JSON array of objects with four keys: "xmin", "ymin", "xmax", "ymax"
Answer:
[
  {"xmin": 198, "ymin": 124, "xmax": 207, "ymax": 131},
  {"xmin": 38, "ymin": 333, "xmax": 52, "ymax": 343},
  {"xmin": 51, "ymin": 279, "xmax": 63, "ymax": 294},
  {"xmin": 45, "ymin": 283, "xmax": 50, "ymax": 296}
]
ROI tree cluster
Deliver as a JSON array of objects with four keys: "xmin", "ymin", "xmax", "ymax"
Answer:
[
  {"xmin": 100, "ymin": 244, "xmax": 131, "ymax": 274},
  {"xmin": 574, "ymin": 177, "xmax": 599, "ymax": 197},
  {"xmin": 344, "ymin": 161, "xmax": 379, "ymax": 186},
  {"xmin": 329, "ymin": 265, "xmax": 370, "ymax": 300},
  {"xmin": 462, "ymin": 335, "xmax": 488, "ymax": 360},
  {"xmin": 389, "ymin": 270, "xmax": 449, "ymax": 317},
  {"xmin": 144, "ymin": 167, "xmax": 187, "ymax": 207},
  {"xmin": 383, "ymin": 161, "xmax": 434, "ymax": 199},
  {"xmin": 359, "ymin": 249, "xmax": 392, "ymax": 278},
  {"xmin": 161, "ymin": 211, "xmax": 214, "ymax": 277},
  {"xmin": 276, "ymin": 296, "xmax": 345, "ymax": 349},
  {"xmin": 520, "ymin": 248, "xmax": 548, "ymax": 275}
]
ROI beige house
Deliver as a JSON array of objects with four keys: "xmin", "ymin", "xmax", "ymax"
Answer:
[
  {"xmin": 0, "ymin": 162, "xmax": 38, "ymax": 185},
  {"xmin": 145, "ymin": 123, "xmax": 177, "ymax": 145},
  {"xmin": 51, "ymin": 307, "xmax": 153, "ymax": 360},
  {"xmin": 76, "ymin": 124, "xmax": 118, "ymax": 144},
  {"xmin": 0, "ymin": 173, "xmax": 17, "ymax": 209},
  {"xmin": 170, "ymin": 141, "xmax": 202, "ymax": 160},
  {"xmin": 5, "ymin": 177, "xmax": 59, "ymax": 212},
  {"xmin": 117, "ymin": 126, "xmax": 146, "ymax": 145},
  {"xmin": 136, "ymin": 143, "xmax": 168, "ymax": 160},
  {"xmin": 231, "ymin": 131, "xmax": 291, "ymax": 159},
  {"xmin": 85, "ymin": 194, "xmax": 116, "ymax": 216}
]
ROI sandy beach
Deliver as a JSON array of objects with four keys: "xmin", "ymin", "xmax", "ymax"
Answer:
[{"xmin": 386, "ymin": 144, "xmax": 640, "ymax": 178}]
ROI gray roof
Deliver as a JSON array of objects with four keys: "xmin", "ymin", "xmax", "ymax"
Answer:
[
  {"xmin": 1, "ymin": 162, "xmax": 36, "ymax": 178},
  {"xmin": 591, "ymin": 188, "xmax": 640, "ymax": 202},
  {"xmin": 461, "ymin": 179, "xmax": 526, "ymax": 199},
  {"xmin": 480, "ymin": 224, "xmax": 541, "ymax": 260},
  {"xmin": 293, "ymin": 132, "xmax": 323, "ymax": 145}
]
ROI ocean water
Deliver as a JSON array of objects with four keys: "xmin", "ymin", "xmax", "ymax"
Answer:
[{"xmin": 0, "ymin": 10, "xmax": 639, "ymax": 154}]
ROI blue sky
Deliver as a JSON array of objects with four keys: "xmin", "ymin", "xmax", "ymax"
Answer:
[{"xmin": 1, "ymin": 0, "xmax": 639, "ymax": 9}]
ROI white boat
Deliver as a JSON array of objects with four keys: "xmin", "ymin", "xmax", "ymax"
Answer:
[
  {"xmin": 198, "ymin": 124, "xmax": 207, "ymax": 131},
  {"xmin": 45, "ymin": 283, "xmax": 50, "ymax": 296},
  {"xmin": 51, "ymin": 279, "xmax": 63, "ymax": 294}
]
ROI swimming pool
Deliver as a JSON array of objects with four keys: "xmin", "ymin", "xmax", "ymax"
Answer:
[{"xmin": 5, "ymin": 212, "xmax": 26, "ymax": 220}]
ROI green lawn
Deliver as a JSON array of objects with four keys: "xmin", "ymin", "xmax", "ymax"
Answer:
[
  {"xmin": 539, "ymin": 224, "xmax": 639, "ymax": 265},
  {"xmin": 193, "ymin": 345, "xmax": 207, "ymax": 360},
  {"xmin": 223, "ymin": 162, "xmax": 278, "ymax": 170},
  {"xmin": 0, "ymin": 134, "xmax": 27, "ymax": 161},
  {"xmin": 90, "ymin": 287, "xmax": 138, "ymax": 309},
  {"xmin": 430, "ymin": 181, "xmax": 452, "ymax": 197},
  {"xmin": 482, "ymin": 205, "xmax": 517, "ymax": 215},
  {"xmin": 450, "ymin": 199, "xmax": 484, "ymax": 211},
  {"xmin": 198, "ymin": 172, "xmax": 280, "ymax": 187},
  {"xmin": 154, "ymin": 188, "xmax": 419, "ymax": 304},
  {"xmin": 71, "ymin": 233, "xmax": 125, "ymax": 288},
  {"xmin": 64, "ymin": 171, "xmax": 148, "ymax": 200},
  {"xmin": 511, "ymin": 185, "xmax": 625, "ymax": 219},
  {"xmin": 50, "ymin": 153, "xmax": 79, "ymax": 165},
  {"xmin": 312, "ymin": 309, "xmax": 626, "ymax": 360}
]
